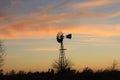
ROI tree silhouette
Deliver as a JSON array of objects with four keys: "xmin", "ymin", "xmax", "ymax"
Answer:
[
  {"xmin": 53, "ymin": 58, "xmax": 73, "ymax": 72},
  {"xmin": 0, "ymin": 41, "xmax": 4, "ymax": 68},
  {"xmin": 111, "ymin": 60, "xmax": 119, "ymax": 70},
  {"xmin": 0, "ymin": 40, "xmax": 4, "ymax": 76}
]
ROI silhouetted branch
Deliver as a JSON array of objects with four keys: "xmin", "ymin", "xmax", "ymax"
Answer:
[
  {"xmin": 0, "ymin": 40, "xmax": 4, "ymax": 68},
  {"xmin": 111, "ymin": 59, "xmax": 119, "ymax": 70},
  {"xmin": 52, "ymin": 58, "xmax": 73, "ymax": 72}
]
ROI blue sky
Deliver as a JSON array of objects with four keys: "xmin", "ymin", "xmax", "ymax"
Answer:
[{"xmin": 0, "ymin": 0, "xmax": 120, "ymax": 72}]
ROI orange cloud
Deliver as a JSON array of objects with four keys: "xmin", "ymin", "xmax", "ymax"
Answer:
[
  {"xmin": 37, "ymin": 0, "xmax": 70, "ymax": 14},
  {"xmin": 0, "ymin": 14, "xmax": 9, "ymax": 23},
  {"xmin": 1, "ymin": 22, "xmax": 120, "ymax": 39},
  {"xmin": 30, "ymin": 47, "xmax": 57, "ymax": 51},
  {"xmin": 1, "ymin": 8, "xmax": 120, "ymax": 39},
  {"xmin": 64, "ymin": 24, "xmax": 120, "ymax": 36},
  {"xmin": 5, "ymin": 55, "xmax": 16, "ymax": 59},
  {"xmin": 31, "ymin": 6, "xmax": 120, "ymax": 20},
  {"xmin": 69, "ymin": 0, "xmax": 120, "ymax": 9},
  {"xmin": 107, "ymin": 11, "xmax": 120, "ymax": 18}
]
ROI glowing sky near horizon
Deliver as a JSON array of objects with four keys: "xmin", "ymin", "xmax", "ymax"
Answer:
[{"xmin": 1, "ymin": 0, "xmax": 120, "ymax": 72}]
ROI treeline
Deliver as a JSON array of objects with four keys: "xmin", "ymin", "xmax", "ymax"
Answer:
[{"xmin": 0, "ymin": 68, "xmax": 120, "ymax": 80}]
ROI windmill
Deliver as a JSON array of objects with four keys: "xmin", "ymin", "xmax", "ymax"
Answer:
[{"xmin": 56, "ymin": 32, "xmax": 72, "ymax": 71}]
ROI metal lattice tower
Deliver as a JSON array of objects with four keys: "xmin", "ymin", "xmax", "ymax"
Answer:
[
  {"xmin": 59, "ymin": 40, "xmax": 66, "ymax": 71},
  {"xmin": 56, "ymin": 32, "xmax": 72, "ymax": 71}
]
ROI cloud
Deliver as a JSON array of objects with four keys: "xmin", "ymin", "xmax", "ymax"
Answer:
[
  {"xmin": 64, "ymin": 24, "xmax": 120, "ymax": 36},
  {"xmin": 0, "ymin": 11, "xmax": 104, "ymax": 39},
  {"xmin": 107, "ymin": 11, "xmax": 120, "ymax": 18},
  {"xmin": 1, "ymin": 0, "xmax": 120, "ymax": 25},
  {"xmin": 0, "ymin": 15, "xmax": 6, "ymax": 22},
  {"xmin": 0, "ymin": 14, "xmax": 10, "ymax": 23},
  {"xmin": 30, "ymin": 47, "xmax": 57, "ymax": 51},
  {"xmin": 1, "ymin": 4, "xmax": 120, "ymax": 39},
  {"xmin": 69, "ymin": 0, "xmax": 120, "ymax": 9},
  {"xmin": 5, "ymin": 55, "xmax": 16, "ymax": 59},
  {"xmin": 1, "ymin": 20, "xmax": 120, "ymax": 39},
  {"xmin": 38, "ymin": 0, "xmax": 70, "ymax": 14},
  {"xmin": 11, "ymin": 0, "xmax": 21, "ymax": 6}
]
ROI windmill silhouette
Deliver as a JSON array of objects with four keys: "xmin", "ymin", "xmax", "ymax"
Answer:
[{"xmin": 56, "ymin": 32, "xmax": 72, "ymax": 71}]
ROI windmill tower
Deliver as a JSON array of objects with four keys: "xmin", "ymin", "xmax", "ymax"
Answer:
[{"xmin": 56, "ymin": 32, "xmax": 72, "ymax": 71}]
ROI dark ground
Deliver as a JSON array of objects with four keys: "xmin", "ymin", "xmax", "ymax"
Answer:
[{"xmin": 0, "ymin": 68, "xmax": 120, "ymax": 80}]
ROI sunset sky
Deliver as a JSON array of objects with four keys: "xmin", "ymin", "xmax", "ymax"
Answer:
[{"xmin": 1, "ymin": 0, "xmax": 120, "ymax": 73}]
